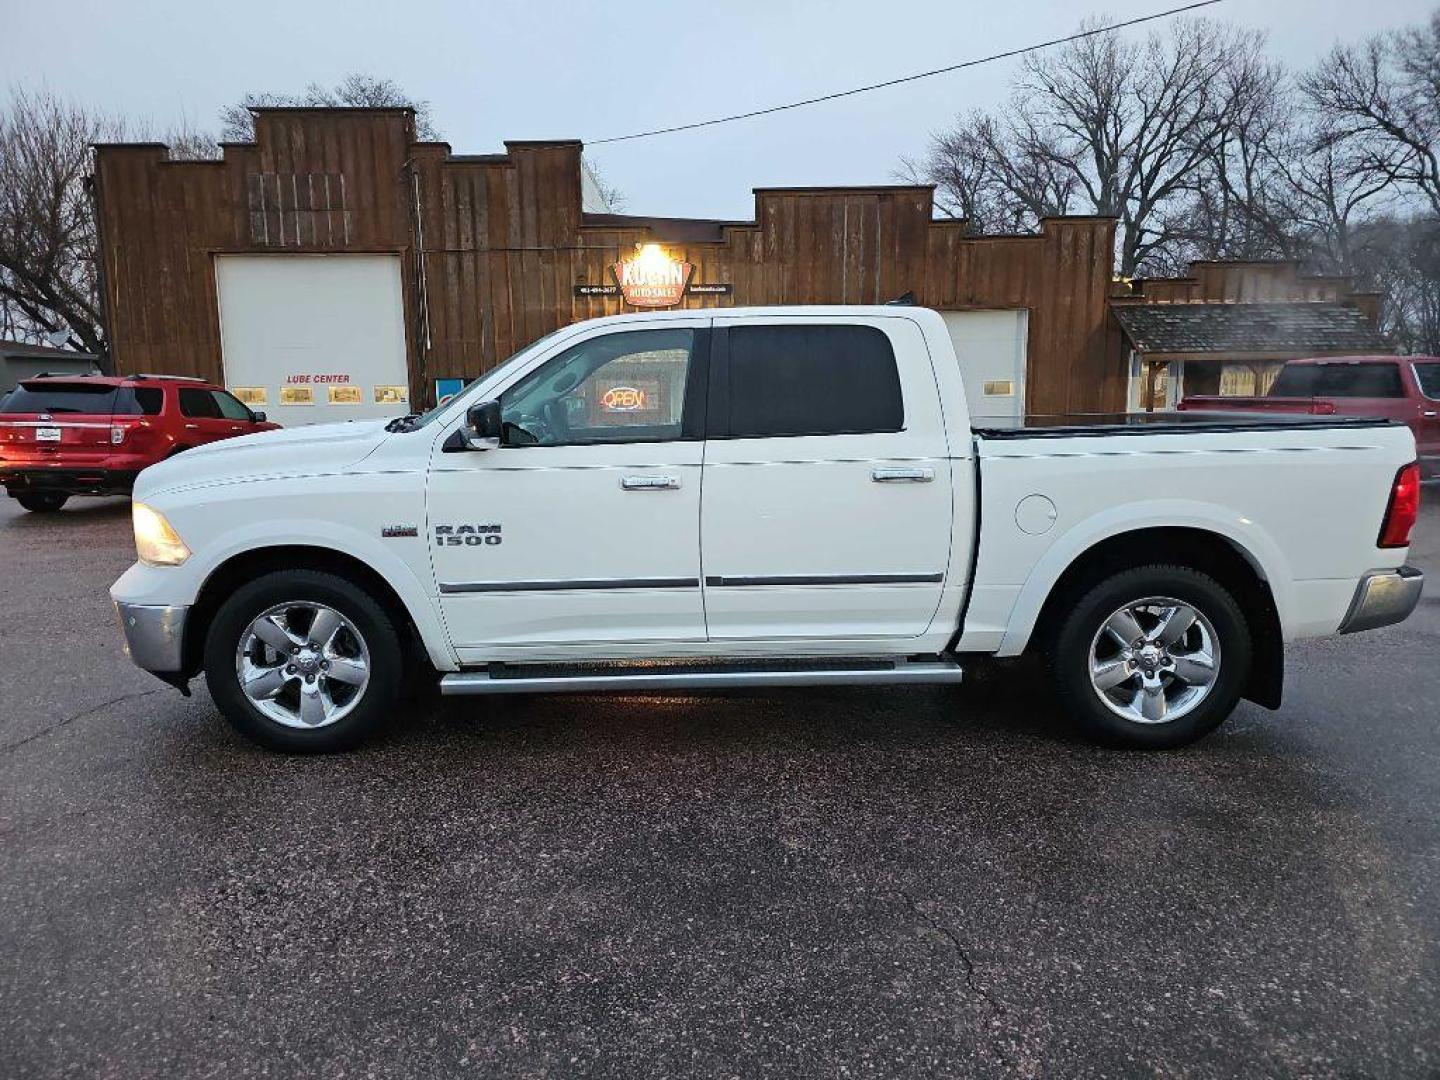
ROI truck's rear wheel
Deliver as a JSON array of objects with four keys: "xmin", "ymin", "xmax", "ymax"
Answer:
[
  {"xmin": 15, "ymin": 492, "xmax": 68, "ymax": 513},
  {"xmin": 203, "ymin": 569, "xmax": 402, "ymax": 752},
  {"xmin": 1047, "ymin": 565, "xmax": 1252, "ymax": 749}
]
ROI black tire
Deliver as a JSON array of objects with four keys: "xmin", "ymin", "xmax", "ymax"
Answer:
[
  {"xmin": 15, "ymin": 491, "xmax": 68, "ymax": 513},
  {"xmin": 203, "ymin": 569, "xmax": 404, "ymax": 752},
  {"xmin": 1046, "ymin": 564, "xmax": 1252, "ymax": 750}
]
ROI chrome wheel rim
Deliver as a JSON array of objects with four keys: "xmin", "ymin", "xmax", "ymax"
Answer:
[
  {"xmin": 1087, "ymin": 596, "xmax": 1220, "ymax": 725},
  {"xmin": 235, "ymin": 602, "xmax": 370, "ymax": 729}
]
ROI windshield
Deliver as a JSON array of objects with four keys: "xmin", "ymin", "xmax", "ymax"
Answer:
[{"xmin": 395, "ymin": 328, "xmax": 572, "ymax": 432}]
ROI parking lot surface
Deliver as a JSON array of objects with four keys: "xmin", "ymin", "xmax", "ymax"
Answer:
[{"xmin": 2, "ymin": 493, "xmax": 1438, "ymax": 1078}]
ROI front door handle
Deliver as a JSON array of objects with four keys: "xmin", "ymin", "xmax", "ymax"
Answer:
[
  {"xmin": 1424, "ymin": 410, "xmax": 1438, "ymax": 418},
  {"xmin": 871, "ymin": 467, "xmax": 934, "ymax": 483},
  {"xmin": 621, "ymin": 475, "xmax": 680, "ymax": 491}
]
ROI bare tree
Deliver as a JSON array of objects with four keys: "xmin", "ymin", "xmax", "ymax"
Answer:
[
  {"xmin": 583, "ymin": 161, "xmax": 627, "ymax": 213},
  {"xmin": 219, "ymin": 74, "xmax": 439, "ymax": 143},
  {"xmin": 1167, "ymin": 47, "xmax": 1299, "ymax": 263},
  {"xmin": 0, "ymin": 88, "xmax": 111, "ymax": 357},
  {"xmin": 1302, "ymin": 10, "xmax": 1440, "ymax": 214},
  {"xmin": 899, "ymin": 110, "xmax": 1076, "ymax": 233},
  {"xmin": 907, "ymin": 18, "xmax": 1266, "ymax": 275},
  {"xmin": 0, "ymin": 88, "xmax": 219, "ymax": 360}
]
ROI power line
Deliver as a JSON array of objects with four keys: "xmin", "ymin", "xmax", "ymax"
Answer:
[{"xmin": 587, "ymin": 0, "xmax": 1226, "ymax": 146}]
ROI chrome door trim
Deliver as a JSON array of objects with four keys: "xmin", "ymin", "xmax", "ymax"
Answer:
[
  {"xmin": 440, "ymin": 577, "xmax": 700, "ymax": 594},
  {"xmin": 704, "ymin": 572, "xmax": 943, "ymax": 587},
  {"xmin": 0, "ymin": 420, "xmax": 112, "ymax": 429}
]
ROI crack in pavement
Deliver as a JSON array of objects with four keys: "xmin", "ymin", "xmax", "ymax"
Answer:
[
  {"xmin": 896, "ymin": 888, "xmax": 1006, "ymax": 1017},
  {"xmin": 0, "ymin": 688, "xmax": 163, "ymax": 755}
]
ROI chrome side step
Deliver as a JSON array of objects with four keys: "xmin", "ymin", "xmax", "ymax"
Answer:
[{"xmin": 439, "ymin": 659, "xmax": 964, "ymax": 696}]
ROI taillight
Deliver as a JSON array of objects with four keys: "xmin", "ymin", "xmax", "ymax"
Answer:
[
  {"xmin": 1378, "ymin": 462, "xmax": 1421, "ymax": 548},
  {"xmin": 110, "ymin": 419, "xmax": 148, "ymax": 447}
]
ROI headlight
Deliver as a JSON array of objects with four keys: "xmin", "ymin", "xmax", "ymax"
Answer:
[{"xmin": 132, "ymin": 502, "xmax": 191, "ymax": 566}]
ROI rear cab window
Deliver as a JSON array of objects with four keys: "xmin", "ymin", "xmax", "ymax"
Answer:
[{"xmin": 1270, "ymin": 362, "xmax": 1406, "ymax": 398}]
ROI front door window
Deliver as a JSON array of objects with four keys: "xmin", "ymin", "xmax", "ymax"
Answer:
[{"xmin": 499, "ymin": 329, "xmax": 695, "ymax": 446}]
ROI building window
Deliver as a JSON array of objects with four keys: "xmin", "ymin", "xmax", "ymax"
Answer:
[{"xmin": 1128, "ymin": 354, "xmax": 1178, "ymax": 411}]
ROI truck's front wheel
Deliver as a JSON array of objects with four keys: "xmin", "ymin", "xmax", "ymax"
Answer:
[
  {"xmin": 1048, "ymin": 565, "xmax": 1252, "ymax": 749},
  {"xmin": 203, "ymin": 569, "xmax": 403, "ymax": 752}
]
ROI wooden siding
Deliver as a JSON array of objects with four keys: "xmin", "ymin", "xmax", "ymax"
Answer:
[
  {"xmin": 96, "ymin": 109, "xmax": 1122, "ymax": 413},
  {"xmin": 1119, "ymin": 261, "xmax": 1380, "ymax": 308}
]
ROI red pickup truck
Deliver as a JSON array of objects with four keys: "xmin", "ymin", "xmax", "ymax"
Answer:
[
  {"xmin": 1179, "ymin": 355, "xmax": 1440, "ymax": 478},
  {"xmin": 0, "ymin": 374, "xmax": 279, "ymax": 512}
]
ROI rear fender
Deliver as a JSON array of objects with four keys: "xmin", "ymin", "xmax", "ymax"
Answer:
[{"xmin": 993, "ymin": 499, "xmax": 1292, "ymax": 658}]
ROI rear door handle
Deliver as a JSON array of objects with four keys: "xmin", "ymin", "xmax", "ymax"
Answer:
[
  {"xmin": 184, "ymin": 423, "xmax": 199, "ymax": 430},
  {"xmin": 621, "ymin": 475, "xmax": 680, "ymax": 491},
  {"xmin": 871, "ymin": 467, "xmax": 934, "ymax": 483}
]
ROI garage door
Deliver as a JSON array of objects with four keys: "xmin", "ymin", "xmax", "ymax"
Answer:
[
  {"xmin": 940, "ymin": 310, "xmax": 1028, "ymax": 421},
  {"xmin": 215, "ymin": 255, "xmax": 410, "ymax": 425}
]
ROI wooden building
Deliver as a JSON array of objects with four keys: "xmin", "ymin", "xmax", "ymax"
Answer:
[
  {"xmin": 94, "ymin": 107, "xmax": 1123, "ymax": 422},
  {"xmin": 1111, "ymin": 262, "xmax": 1388, "ymax": 410}
]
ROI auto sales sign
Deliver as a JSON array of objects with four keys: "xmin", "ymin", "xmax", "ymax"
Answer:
[{"xmin": 611, "ymin": 252, "xmax": 693, "ymax": 308}]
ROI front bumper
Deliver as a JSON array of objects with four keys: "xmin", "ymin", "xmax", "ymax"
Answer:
[
  {"xmin": 1339, "ymin": 566, "xmax": 1424, "ymax": 634},
  {"xmin": 115, "ymin": 601, "xmax": 189, "ymax": 672},
  {"xmin": 3, "ymin": 467, "xmax": 140, "ymax": 496}
]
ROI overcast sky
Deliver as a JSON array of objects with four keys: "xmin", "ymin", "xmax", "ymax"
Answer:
[{"xmin": 6, "ymin": 0, "xmax": 1434, "ymax": 219}]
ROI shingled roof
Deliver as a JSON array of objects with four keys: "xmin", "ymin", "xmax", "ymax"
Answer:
[{"xmin": 1113, "ymin": 302, "xmax": 1389, "ymax": 355}]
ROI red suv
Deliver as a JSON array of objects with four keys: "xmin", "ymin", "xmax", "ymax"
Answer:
[
  {"xmin": 0, "ymin": 374, "xmax": 280, "ymax": 512},
  {"xmin": 1179, "ymin": 356, "xmax": 1440, "ymax": 478}
]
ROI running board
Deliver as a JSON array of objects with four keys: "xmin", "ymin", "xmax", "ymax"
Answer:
[{"xmin": 439, "ymin": 659, "xmax": 965, "ymax": 696}]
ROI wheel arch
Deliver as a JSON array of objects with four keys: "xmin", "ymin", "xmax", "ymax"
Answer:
[
  {"xmin": 1009, "ymin": 525, "xmax": 1286, "ymax": 710},
  {"xmin": 182, "ymin": 545, "xmax": 438, "ymax": 679}
]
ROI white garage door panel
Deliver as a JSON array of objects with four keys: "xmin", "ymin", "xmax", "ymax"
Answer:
[
  {"xmin": 216, "ymin": 255, "xmax": 410, "ymax": 425},
  {"xmin": 941, "ymin": 309, "xmax": 1027, "ymax": 421}
]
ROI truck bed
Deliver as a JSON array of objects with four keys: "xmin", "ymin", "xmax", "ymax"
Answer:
[{"xmin": 969, "ymin": 411, "xmax": 1396, "ymax": 440}]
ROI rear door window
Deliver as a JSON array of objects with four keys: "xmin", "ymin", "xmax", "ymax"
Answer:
[
  {"xmin": 1271, "ymin": 363, "xmax": 1405, "ymax": 398},
  {"xmin": 1, "ymin": 383, "xmax": 119, "ymax": 414},
  {"xmin": 111, "ymin": 387, "xmax": 165, "ymax": 416},
  {"xmin": 720, "ymin": 325, "xmax": 904, "ymax": 437}
]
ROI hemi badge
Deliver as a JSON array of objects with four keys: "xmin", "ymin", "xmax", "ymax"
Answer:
[{"xmin": 381, "ymin": 525, "xmax": 418, "ymax": 538}]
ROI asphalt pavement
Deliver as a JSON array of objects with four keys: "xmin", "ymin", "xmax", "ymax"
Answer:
[{"xmin": 2, "ymin": 491, "xmax": 1438, "ymax": 1078}]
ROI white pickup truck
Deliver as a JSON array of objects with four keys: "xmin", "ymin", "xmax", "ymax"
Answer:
[{"xmin": 111, "ymin": 307, "xmax": 1424, "ymax": 753}]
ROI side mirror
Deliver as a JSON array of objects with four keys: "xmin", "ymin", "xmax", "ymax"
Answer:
[
  {"xmin": 251, "ymin": 410, "xmax": 267, "ymax": 423},
  {"xmin": 464, "ymin": 400, "xmax": 503, "ymax": 450}
]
